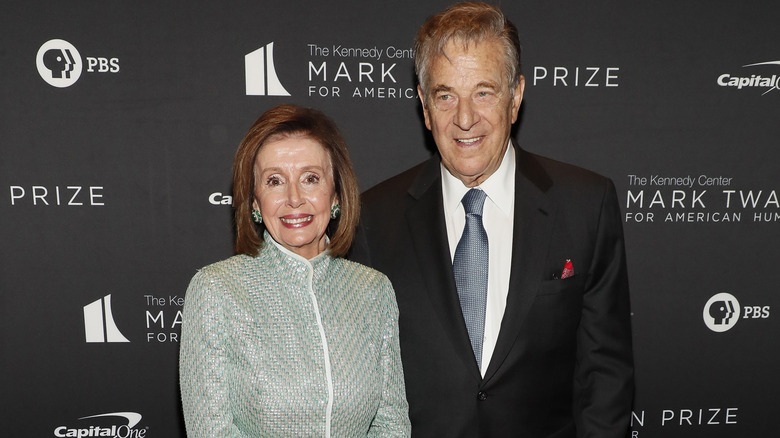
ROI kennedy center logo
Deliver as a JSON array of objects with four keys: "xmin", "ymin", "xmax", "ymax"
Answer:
[
  {"xmin": 245, "ymin": 42, "xmax": 291, "ymax": 96},
  {"xmin": 84, "ymin": 294, "xmax": 130, "ymax": 343},
  {"xmin": 37, "ymin": 39, "xmax": 83, "ymax": 87}
]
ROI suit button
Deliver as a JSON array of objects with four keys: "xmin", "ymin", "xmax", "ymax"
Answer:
[{"xmin": 477, "ymin": 391, "xmax": 487, "ymax": 401}]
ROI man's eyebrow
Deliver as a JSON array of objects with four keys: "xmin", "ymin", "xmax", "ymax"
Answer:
[
  {"xmin": 430, "ymin": 82, "xmax": 500, "ymax": 95},
  {"xmin": 475, "ymin": 81, "xmax": 500, "ymax": 90},
  {"xmin": 431, "ymin": 84, "xmax": 454, "ymax": 94}
]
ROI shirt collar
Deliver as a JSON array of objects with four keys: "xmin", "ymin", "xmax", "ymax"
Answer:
[{"xmin": 441, "ymin": 141, "xmax": 515, "ymax": 216}]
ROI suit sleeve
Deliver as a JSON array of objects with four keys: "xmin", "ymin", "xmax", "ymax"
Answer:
[
  {"xmin": 179, "ymin": 270, "xmax": 245, "ymax": 438},
  {"xmin": 367, "ymin": 277, "xmax": 412, "ymax": 437},
  {"xmin": 349, "ymin": 215, "xmax": 373, "ymax": 267},
  {"xmin": 574, "ymin": 178, "xmax": 634, "ymax": 438}
]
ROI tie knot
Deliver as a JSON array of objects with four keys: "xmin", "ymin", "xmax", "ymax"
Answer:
[{"xmin": 461, "ymin": 188, "xmax": 487, "ymax": 215}]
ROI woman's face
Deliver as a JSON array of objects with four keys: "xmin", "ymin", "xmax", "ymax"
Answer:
[{"xmin": 252, "ymin": 134, "xmax": 337, "ymax": 259}]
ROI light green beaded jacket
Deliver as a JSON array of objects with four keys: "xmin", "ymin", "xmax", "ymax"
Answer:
[{"xmin": 179, "ymin": 233, "xmax": 410, "ymax": 437}]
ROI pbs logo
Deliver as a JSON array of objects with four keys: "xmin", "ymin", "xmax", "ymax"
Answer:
[
  {"xmin": 36, "ymin": 39, "xmax": 82, "ymax": 88},
  {"xmin": 703, "ymin": 293, "xmax": 740, "ymax": 332},
  {"xmin": 703, "ymin": 292, "xmax": 770, "ymax": 332},
  {"xmin": 36, "ymin": 39, "xmax": 120, "ymax": 88}
]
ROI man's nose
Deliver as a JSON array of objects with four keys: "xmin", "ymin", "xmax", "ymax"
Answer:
[{"xmin": 453, "ymin": 97, "xmax": 479, "ymax": 130}]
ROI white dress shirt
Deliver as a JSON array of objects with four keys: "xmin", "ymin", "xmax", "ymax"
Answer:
[{"xmin": 441, "ymin": 142, "xmax": 515, "ymax": 376}]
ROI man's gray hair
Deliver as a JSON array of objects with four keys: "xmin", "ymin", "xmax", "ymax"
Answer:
[{"xmin": 414, "ymin": 2, "xmax": 522, "ymax": 98}]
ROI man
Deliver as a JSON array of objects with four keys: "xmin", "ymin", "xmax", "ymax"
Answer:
[{"xmin": 351, "ymin": 3, "xmax": 634, "ymax": 437}]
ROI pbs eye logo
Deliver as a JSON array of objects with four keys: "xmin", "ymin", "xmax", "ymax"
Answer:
[
  {"xmin": 36, "ymin": 39, "xmax": 82, "ymax": 87},
  {"xmin": 703, "ymin": 292, "xmax": 770, "ymax": 332}
]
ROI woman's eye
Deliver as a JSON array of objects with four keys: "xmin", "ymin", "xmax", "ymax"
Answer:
[
  {"xmin": 266, "ymin": 176, "xmax": 282, "ymax": 186},
  {"xmin": 304, "ymin": 174, "xmax": 320, "ymax": 184}
]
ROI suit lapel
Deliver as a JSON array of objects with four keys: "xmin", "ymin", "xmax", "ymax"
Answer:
[
  {"xmin": 405, "ymin": 156, "xmax": 483, "ymax": 381},
  {"xmin": 484, "ymin": 147, "xmax": 555, "ymax": 382}
]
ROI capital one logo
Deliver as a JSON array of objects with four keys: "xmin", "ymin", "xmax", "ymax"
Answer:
[
  {"xmin": 84, "ymin": 294, "xmax": 130, "ymax": 342},
  {"xmin": 54, "ymin": 412, "xmax": 145, "ymax": 437},
  {"xmin": 37, "ymin": 39, "xmax": 83, "ymax": 88},
  {"xmin": 717, "ymin": 60, "xmax": 780, "ymax": 96},
  {"xmin": 703, "ymin": 292, "xmax": 741, "ymax": 332},
  {"xmin": 245, "ymin": 42, "xmax": 291, "ymax": 96}
]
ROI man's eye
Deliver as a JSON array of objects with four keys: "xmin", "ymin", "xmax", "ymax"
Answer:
[
  {"xmin": 475, "ymin": 91, "xmax": 499, "ymax": 106},
  {"xmin": 433, "ymin": 93, "xmax": 457, "ymax": 110}
]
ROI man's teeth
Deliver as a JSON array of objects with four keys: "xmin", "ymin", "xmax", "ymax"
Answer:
[
  {"xmin": 281, "ymin": 216, "xmax": 312, "ymax": 224},
  {"xmin": 458, "ymin": 137, "xmax": 481, "ymax": 144}
]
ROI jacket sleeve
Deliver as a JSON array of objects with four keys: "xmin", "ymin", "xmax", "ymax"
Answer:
[
  {"xmin": 179, "ymin": 270, "xmax": 245, "ymax": 438},
  {"xmin": 367, "ymin": 277, "xmax": 412, "ymax": 437},
  {"xmin": 574, "ymin": 178, "xmax": 635, "ymax": 438}
]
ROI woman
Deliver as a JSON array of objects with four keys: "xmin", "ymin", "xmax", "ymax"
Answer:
[{"xmin": 179, "ymin": 105, "xmax": 410, "ymax": 437}]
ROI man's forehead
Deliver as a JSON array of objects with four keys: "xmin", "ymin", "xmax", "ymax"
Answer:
[
  {"xmin": 429, "ymin": 40, "xmax": 506, "ymax": 85},
  {"xmin": 440, "ymin": 36, "xmax": 499, "ymax": 57}
]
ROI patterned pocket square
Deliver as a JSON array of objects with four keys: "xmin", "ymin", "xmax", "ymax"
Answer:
[{"xmin": 560, "ymin": 259, "xmax": 574, "ymax": 279}]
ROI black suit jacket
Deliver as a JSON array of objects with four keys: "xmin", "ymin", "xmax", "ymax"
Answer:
[{"xmin": 351, "ymin": 147, "xmax": 634, "ymax": 438}]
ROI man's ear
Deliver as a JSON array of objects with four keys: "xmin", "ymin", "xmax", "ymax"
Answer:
[{"xmin": 510, "ymin": 75, "xmax": 525, "ymax": 124}]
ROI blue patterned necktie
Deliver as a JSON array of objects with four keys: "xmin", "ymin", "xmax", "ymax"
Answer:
[{"xmin": 453, "ymin": 188, "xmax": 489, "ymax": 367}]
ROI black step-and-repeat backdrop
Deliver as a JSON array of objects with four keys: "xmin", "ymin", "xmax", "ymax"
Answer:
[{"xmin": 3, "ymin": 1, "xmax": 779, "ymax": 436}]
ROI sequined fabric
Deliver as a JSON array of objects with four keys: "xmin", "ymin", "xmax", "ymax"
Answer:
[{"xmin": 180, "ymin": 234, "xmax": 410, "ymax": 437}]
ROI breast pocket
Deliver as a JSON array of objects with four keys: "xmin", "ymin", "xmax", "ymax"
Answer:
[
  {"xmin": 526, "ymin": 276, "xmax": 587, "ymax": 337},
  {"xmin": 536, "ymin": 275, "xmax": 586, "ymax": 297}
]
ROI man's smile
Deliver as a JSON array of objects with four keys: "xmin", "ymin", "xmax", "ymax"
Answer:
[{"xmin": 456, "ymin": 136, "xmax": 485, "ymax": 146}]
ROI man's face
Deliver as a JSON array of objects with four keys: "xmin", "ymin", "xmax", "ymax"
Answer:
[{"xmin": 419, "ymin": 39, "xmax": 524, "ymax": 187}]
